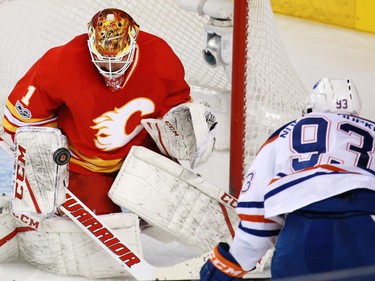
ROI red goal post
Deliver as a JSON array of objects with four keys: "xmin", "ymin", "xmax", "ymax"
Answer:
[
  {"xmin": 0, "ymin": 0, "xmax": 307, "ymax": 198},
  {"xmin": 230, "ymin": 0, "xmax": 308, "ymax": 197}
]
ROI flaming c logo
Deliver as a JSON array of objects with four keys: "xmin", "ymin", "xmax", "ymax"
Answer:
[{"xmin": 91, "ymin": 98, "xmax": 155, "ymax": 151}]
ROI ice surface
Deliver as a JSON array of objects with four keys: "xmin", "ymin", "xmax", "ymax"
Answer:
[{"xmin": 0, "ymin": 148, "xmax": 13, "ymax": 195}]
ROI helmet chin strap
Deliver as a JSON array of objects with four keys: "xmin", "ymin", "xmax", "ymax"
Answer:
[{"xmin": 103, "ymin": 74, "xmax": 126, "ymax": 92}]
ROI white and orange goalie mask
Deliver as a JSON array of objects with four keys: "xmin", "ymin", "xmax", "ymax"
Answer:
[{"xmin": 87, "ymin": 8, "xmax": 139, "ymax": 81}]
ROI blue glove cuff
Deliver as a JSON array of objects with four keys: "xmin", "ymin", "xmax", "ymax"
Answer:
[{"xmin": 216, "ymin": 242, "xmax": 238, "ymax": 264}]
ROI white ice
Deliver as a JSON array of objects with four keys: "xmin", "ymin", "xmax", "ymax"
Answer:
[{"xmin": 1, "ymin": 13, "xmax": 375, "ymax": 281}]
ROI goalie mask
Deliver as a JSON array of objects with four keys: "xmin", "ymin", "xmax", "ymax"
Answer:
[
  {"xmin": 304, "ymin": 78, "xmax": 361, "ymax": 116},
  {"xmin": 88, "ymin": 8, "xmax": 139, "ymax": 91}
]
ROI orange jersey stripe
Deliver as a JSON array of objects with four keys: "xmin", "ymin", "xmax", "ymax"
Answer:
[
  {"xmin": 238, "ymin": 214, "xmax": 275, "ymax": 223},
  {"xmin": 269, "ymin": 163, "xmax": 352, "ymax": 185}
]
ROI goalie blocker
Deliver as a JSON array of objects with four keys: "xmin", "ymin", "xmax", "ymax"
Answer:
[{"xmin": 11, "ymin": 127, "xmax": 68, "ymax": 217}]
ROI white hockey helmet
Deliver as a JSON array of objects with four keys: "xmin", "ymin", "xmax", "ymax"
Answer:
[{"xmin": 304, "ymin": 78, "xmax": 361, "ymax": 115}]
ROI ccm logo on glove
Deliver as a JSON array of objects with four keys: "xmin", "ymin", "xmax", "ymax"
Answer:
[{"xmin": 209, "ymin": 245, "xmax": 247, "ymax": 278}]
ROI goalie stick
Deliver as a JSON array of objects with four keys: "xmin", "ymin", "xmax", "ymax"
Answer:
[{"xmin": 61, "ymin": 189, "xmax": 209, "ymax": 280}]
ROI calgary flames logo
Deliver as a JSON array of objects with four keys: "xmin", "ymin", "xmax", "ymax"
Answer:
[{"xmin": 91, "ymin": 98, "xmax": 155, "ymax": 151}]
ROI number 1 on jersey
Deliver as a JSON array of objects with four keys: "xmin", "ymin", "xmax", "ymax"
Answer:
[{"xmin": 21, "ymin": 85, "xmax": 36, "ymax": 106}]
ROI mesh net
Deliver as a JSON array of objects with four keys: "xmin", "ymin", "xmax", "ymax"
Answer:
[{"xmin": 242, "ymin": 0, "xmax": 308, "ymax": 175}]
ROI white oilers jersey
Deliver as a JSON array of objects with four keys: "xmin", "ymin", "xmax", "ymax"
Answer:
[{"xmin": 230, "ymin": 112, "xmax": 375, "ymax": 271}]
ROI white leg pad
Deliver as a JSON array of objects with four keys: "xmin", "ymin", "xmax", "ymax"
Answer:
[
  {"xmin": 0, "ymin": 194, "xmax": 19, "ymax": 262},
  {"xmin": 109, "ymin": 146, "xmax": 239, "ymax": 253},
  {"xmin": 16, "ymin": 212, "xmax": 143, "ymax": 278}
]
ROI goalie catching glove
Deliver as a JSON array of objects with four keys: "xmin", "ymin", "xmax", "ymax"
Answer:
[{"xmin": 141, "ymin": 102, "xmax": 217, "ymax": 169}]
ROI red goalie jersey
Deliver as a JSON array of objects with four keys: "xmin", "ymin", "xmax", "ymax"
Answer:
[{"xmin": 2, "ymin": 32, "xmax": 191, "ymax": 175}]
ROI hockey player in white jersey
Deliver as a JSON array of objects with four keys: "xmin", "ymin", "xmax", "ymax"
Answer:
[{"xmin": 200, "ymin": 78, "xmax": 375, "ymax": 280}]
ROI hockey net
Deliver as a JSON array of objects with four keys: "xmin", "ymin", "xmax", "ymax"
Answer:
[{"xmin": 0, "ymin": 0, "xmax": 307, "ymax": 197}]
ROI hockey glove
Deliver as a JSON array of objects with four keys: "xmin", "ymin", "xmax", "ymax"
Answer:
[
  {"xmin": 200, "ymin": 243, "xmax": 248, "ymax": 281},
  {"xmin": 141, "ymin": 102, "xmax": 217, "ymax": 169}
]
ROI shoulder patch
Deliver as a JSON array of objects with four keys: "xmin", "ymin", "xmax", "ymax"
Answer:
[{"xmin": 15, "ymin": 100, "xmax": 32, "ymax": 119}]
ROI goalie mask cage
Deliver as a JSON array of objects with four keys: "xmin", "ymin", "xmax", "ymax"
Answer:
[{"xmin": 0, "ymin": 0, "xmax": 307, "ymax": 198}]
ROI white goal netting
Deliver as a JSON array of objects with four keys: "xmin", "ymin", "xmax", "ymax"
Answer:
[
  {"xmin": 242, "ymin": 0, "xmax": 308, "ymax": 170},
  {"xmin": 0, "ymin": 0, "xmax": 308, "ymax": 195}
]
